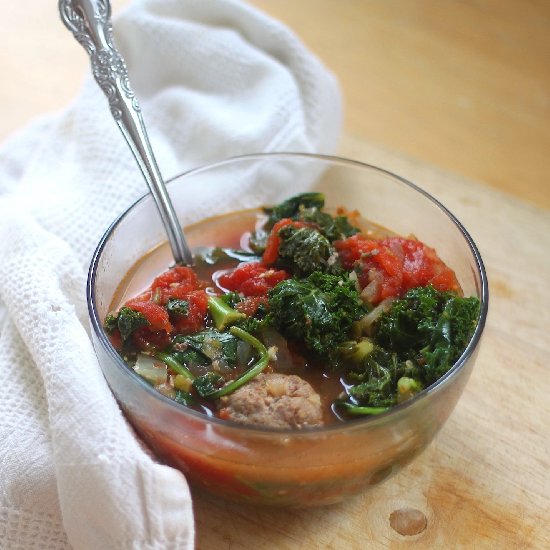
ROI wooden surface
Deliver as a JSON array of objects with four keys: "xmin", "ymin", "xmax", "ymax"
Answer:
[
  {"xmin": 2, "ymin": 0, "xmax": 549, "ymax": 209},
  {"xmin": 2, "ymin": 1, "xmax": 549, "ymax": 548},
  {"xmin": 249, "ymin": 0, "xmax": 550, "ymax": 210}
]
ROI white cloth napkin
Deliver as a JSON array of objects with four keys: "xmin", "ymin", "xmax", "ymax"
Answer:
[{"xmin": 0, "ymin": 1, "xmax": 342, "ymax": 548}]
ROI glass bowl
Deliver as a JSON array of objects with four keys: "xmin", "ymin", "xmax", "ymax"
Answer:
[{"xmin": 87, "ymin": 153, "xmax": 488, "ymax": 507}]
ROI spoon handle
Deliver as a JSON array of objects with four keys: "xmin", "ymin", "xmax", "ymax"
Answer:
[{"xmin": 59, "ymin": 0, "xmax": 193, "ymax": 265}]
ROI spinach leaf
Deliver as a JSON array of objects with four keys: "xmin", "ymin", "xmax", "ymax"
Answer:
[{"xmin": 173, "ymin": 329, "xmax": 239, "ymax": 368}]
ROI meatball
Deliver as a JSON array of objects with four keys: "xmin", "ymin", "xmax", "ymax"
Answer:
[{"xmin": 218, "ymin": 373, "xmax": 324, "ymax": 429}]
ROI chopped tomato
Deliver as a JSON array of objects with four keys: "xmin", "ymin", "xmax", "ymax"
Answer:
[
  {"xmin": 109, "ymin": 329, "xmax": 122, "ymax": 350},
  {"xmin": 171, "ymin": 290, "xmax": 209, "ymax": 334},
  {"xmin": 335, "ymin": 234, "xmax": 460, "ymax": 304},
  {"xmin": 383, "ymin": 237, "xmax": 461, "ymax": 295},
  {"xmin": 152, "ymin": 265, "xmax": 198, "ymax": 291},
  {"xmin": 235, "ymin": 295, "xmax": 268, "ymax": 317},
  {"xmin": 261, "ymin": 218, "xmax": 311, "ymax": 266},
  {"xmin": 335, "ymin": 234, "xmax": 379, "ymax": 270},
  {"xmin": 262, "ymin": 219, "xmax": 294, "ymax": 265},
  {"xmin": 148, "ymin": 265, "xmax": 209, "ymax": 305},
  {"xmin": 131, "ymin": 326, "xmax": 171, "ymax": 351},
  {"xmin": 218, "ymin": 262, "xmax": 289, "ymax": 297},
  {"xmin": 120, "ymin": 267, "xmax": 209, "ymax": 348},
  {"xmin": 125, "ymin": 299, "xmax": 172, "ymax": 333}
]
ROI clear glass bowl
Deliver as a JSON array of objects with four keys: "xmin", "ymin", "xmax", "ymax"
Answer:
[{"xmin": 87, "ymin": 153, "xmax": 488, "ymax": 507}]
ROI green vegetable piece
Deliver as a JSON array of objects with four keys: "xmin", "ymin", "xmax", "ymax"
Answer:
[
  {"xmin": 375, "ymin": 286, "xmax": 480, "ymax": 385},
  {"xmin": 219, "ymin": 291, "xmax": 244, "ymax": 309},
  {"xmin": 116, "ymin": 306, "xmax": 149, "ymax": 341},
  {"xmin": 197, "ymin": 326, "xmax": 270, "ymax": 399},
  {"xmin": 195, "ymin": 246, "xmax": 261, "ymax": 265},
  {"xmin": 174, "ymin": 390, "xmax": 197, "ymax": 406},
  {"xmin": 174, "ymin": 328, "xmax": 240, "ymax": 367},
  {"xmin": 347, "ymin": 360, "xmax": 395, "ymax": 408},
  {"xmin": 172, "ymin": 347, "xmax": 209, "ymax": 370},
  {"xmin": 268, "ymin": 271, "xmax": 367, "ymax": 360},
  {"xmin": 154, "ymin": 351, "xmax": 195, "ymax": 381},
  {"xmin": 265, "ymin": 192, "xmax": 325, "ymax": 228},
  {"xmin": 338, "ymin": 402, "xmax": 390, "ymax": 416},
  {"xmin": 338, "ymin": 338, "xmax": 375, "ymax": 364},
  {"xmin": 237, "ymin": 309, "xmax": 271, "ymax": 335},
  {"xmin": 104, "ymin": 313, "xmax": 118, "ymax": 335},
  {"xmin": 208, "ymin": 295, "xmax": 246, "ymax": 331},
  {"xmin": 166, "ymin": 298, "xmax": 189, "ymax": 316},
  {"xmin": 277, "ymin": 225, "xmax": 342, "ymax": 277},
  {"xmin": 193, "ymin": 372, "xmax": 225, "ymax": 397},
  {"xmin": 397, "ymin": 376, "xmax": 424, "ymax": 403},
  {"xmin": 294, "ymin": 208, "xmax": 359, "ymax": 242}
]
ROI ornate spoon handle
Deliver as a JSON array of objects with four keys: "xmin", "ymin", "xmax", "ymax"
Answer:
[{"xmin": 59, "ymin": 0, "xmax": 193, "ymax": 265}]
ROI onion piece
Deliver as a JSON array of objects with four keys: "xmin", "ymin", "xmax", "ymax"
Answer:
[
  {"xmin": 133, "ymin": 353, "xmax": 168, "ymax": 386},
  {"xmin": 360, "ymin": 297, "xmax": 395, "ymax": 336}
]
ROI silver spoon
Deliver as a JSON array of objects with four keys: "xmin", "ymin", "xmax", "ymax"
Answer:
[{"xmin": 59, "ymin": 0, "xmax": 193, "ymax": 265}]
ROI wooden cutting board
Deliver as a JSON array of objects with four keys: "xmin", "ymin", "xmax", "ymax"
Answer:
[{"xmin": 191, "ymin": 136, "xmax": 550, "ymax": 549}]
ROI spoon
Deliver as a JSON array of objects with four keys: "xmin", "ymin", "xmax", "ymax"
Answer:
[{"xmin": 58, "ymin": 0, "xmax": 193, "ymax": 266}]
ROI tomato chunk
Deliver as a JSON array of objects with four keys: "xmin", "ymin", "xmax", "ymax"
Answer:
[
  {"xmin": 171, "ymin": 290, "xmax": 209, "ymax": 335},
  {"xmin": 152, "ymin": 265, "xmax": 198, "ymax": 292},
  {"xmin": 218, "ymin": 262, "xmax": 289, "ymax": 297},
  {"xmin": 261, "ymin": 219, "xmax": 311, "ymax": 266},
  {"xmin": 125, "ymin": 299, "xmax": 172, "ymax": 333},
  {"xmin": 131, "ymin": 327, "xmax": 171, "ymax": 351},
  {"xmin": 235, "ymin": 295, "xmax": 269, "ymax": 317},
  {"xmin": 383, "ymin": 237, "xmax": 461, "ymax": 295},
  {"xmin": 262, "ymin": 219, "xmax": 294, "ymax": 265},
  {"xmin": 120, "ymin": 266, "xmax": 210, "ymax": 347},
  {"xmin": 335, "ymin": 234, "xmax": 460, "ymax": 303}
]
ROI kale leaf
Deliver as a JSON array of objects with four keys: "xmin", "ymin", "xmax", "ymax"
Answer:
[
  {"xmin": 347, "ymin": 363, "xmax": 395, "ymax": 408},
  {"xmin": 264, "ymin": 192, "xmax": 325, "ymax": 228},
  {"xmin": 166, "ymin": 298, "xmax": 189, "ymax": 316},
  {"xmin": 104, "ymin": 313, "xmax": 118, "ymax": 335},
  {"xmin": 375, "ymin": 286, "xmax": 480, "ymax": 384},
  {"xmin": 170, "ymin": 346, "xmax": 209, "ymax": 370},
  {"xmin": 294, "ymin": 208, "xmax": 359, "ymax": 242},
  {"xmin": 277, "ymin": 225, "xmax": 343, "ymax": 277},
  {"xmin": 335, "ymin": 286, "xmax": 479, "ymax": 412},
  {"xmin": 104, "ymin": 306, "xmax": 149, "ymax": 341},
  {"xmin": 251, "ymin": 192, "xmax": 359, "ymax": 253},
  {"xmin": 268, "ymin": 271, "xmax": 367, "ymax": 360},
  {"xmin": 174, "ymin": 389, "xmax": 197, "ymax": 406},
  {"xmin": 344, "ymin": 345, "xmax": 402, "ymax": 407}
]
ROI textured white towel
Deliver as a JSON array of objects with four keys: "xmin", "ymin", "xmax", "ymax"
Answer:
[{"xmin": 0, "ymin": 1, "xmax": 341, "ymax": 548}]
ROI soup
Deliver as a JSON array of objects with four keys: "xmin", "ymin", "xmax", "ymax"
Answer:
[{"xmin": 105, "ymin": 193, "xmax": 480, "ymax": 430}]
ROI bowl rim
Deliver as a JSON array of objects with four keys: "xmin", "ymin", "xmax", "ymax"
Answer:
[{"xmin": 87, "ymin": 152, "xmax": 489, "ymax": 435}]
